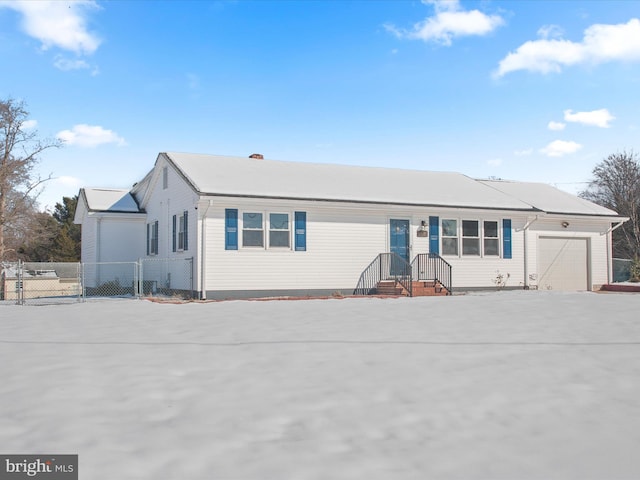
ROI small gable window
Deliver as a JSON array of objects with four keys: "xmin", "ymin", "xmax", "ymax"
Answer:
[{"xmin": 162, "ymin": 167, "xmax": 168, "ymax": 189}]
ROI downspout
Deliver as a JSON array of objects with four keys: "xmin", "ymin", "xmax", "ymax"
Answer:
[
  {"xmin": 522, "ymin": 215, "xmax": 539, "ymax": 289},
  {"xmin": 603, "ymin": 219, "xmax": 629, "ymax": 285},
  {"xmin": 199, "ymin": 200, "xmax": 212, "ymax": 300}
]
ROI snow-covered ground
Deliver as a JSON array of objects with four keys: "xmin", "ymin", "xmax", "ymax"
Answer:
[{"xmin": 2, "ymin": 291, "xmax": 640, "ymax": 480}]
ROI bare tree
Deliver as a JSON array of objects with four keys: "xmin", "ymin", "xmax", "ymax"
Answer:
[
  {"xmin": 0, "ymin": 98, "xmax": 61, "ymax": 261},
  {"xmin": 580, "ymin": 151, "xmax": 640, "ymax": 259}
]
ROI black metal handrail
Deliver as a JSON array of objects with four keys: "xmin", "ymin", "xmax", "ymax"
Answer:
[
  {"xmin": 411, "ymin": 253, "xmax": 453, "ymax": 295},
  {"xmin": 354, "ymin": 253, "xmax": 413, "ymax": 296}
]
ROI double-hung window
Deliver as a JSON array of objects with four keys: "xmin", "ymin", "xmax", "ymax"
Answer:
[
  {"xmin": 442, "ymin": 219, "xmax": 458, "ymax": 256},
  {"xmin": 269, "ymin": 213, "xmax": 290, "ymax": 248},
  {"xmin": 242, "ymin": 212, "xmax": 264, "ymax": 247},
  {"xmin": 462, "ymin": 220, "xmax": 480, "ymax": 256},
  {"xmin": 147, "ymin": 221, "xmax": 159, "ymax": 255},
  {"xmin": 483, "ymin": 221, "xmax": 499, "ymax": 256}
]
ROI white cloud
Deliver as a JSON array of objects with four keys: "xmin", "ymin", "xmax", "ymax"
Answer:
[
  {"xmin": 487, "ymin": 158, "xmax": 502, "ymax": 167},
  {"xmin": 56, "ymin": 124, "xmax": 126, "ymax": 148},
  {"xmin": 547, "ymin": 121, "xmax": 566, "ymax": 131},
  {"xmin": 54, "ymin": 176, "xmax": 84, "ymax": 188},
  {"xmin": 540, "ymin": 140, "xmax": 582, "ymax": 157},
  {"xmin": 22, "ymin": 119, "xmax": 38, "ymax": 130},
  {"xmin": 537, "ymin": 24, "xmax": 564, "ymax": 40},
  {"xmin": 53, "ymin": 55, "xmax": 90, "ymax": 72},
  {"xmin": 0, "ymin": 0, "xmax": 101, "ymax": 55},
  {"xmin": 495, "ymin": 18, "xmax": 640, "ymax": 77},
  {"xmin": 514, "ymin": 148, "xmax": 533, "ymax": 156},
  {"xmin": 385, "ymin": 0, "xmax": 504, "ymax": 46},
  {"xmin": 563, "ymin": 108, "xmax": 615, "ymax": 128}
]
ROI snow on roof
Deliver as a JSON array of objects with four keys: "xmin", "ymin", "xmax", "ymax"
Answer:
[
  {"xmin": 479, "ymin": 180, "xmax": 619, "ymax": 217},
  {"xmin": 82, "ymin": 188, "xmax": 141, "ymax": 213},
  {"xmin": 164, "ymin": 152, "xmax": 534, "ymax": 211}
]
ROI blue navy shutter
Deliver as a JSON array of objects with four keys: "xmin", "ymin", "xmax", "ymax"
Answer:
[
  {"xmin": 183, "ymin": 211, "xmax": 188, "ymax": 251},
  {"xmin": 172, "ymin": 215, "xmax": 177, "ymax": 252},
  {"xmin": 225, "ymin": 209, "xmax": 238, "ymax": 250},
  {"xmin": 146, "ymin": 223, "xmax": 150, "ymax": 255},
  {"xmin": 294, "ymin": 211, "xmax": 306, "ymax": 251},
  {"xmin": 429, "ymin": 216, "xmax": 439, "ymax": 255},
  {"xmin": 503, "ymin": 219, "xmax": 512, "ymax": 259}
]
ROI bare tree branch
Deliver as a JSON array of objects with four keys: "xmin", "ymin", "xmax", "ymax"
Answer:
[
  {"xmin": 580, "ymin": 151, "xmax": 640, "ymax": 259},
  {"xmin": 0, "ymin": 98, "xmax": 62, "ymax": 261}
]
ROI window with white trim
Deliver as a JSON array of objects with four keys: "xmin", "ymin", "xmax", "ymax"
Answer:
[
  {"xmin": 462, "ymin": 220, "xmax": 480, "ymax": 256},
  {"xmin": 178, "ymin": 213, "xmax": 186, "ymax": 250},
  {"xmin": 269, "ymin": 213, "xmax": 290, "ymax": 248},
  {"xmin": 483, "ymin": 221, "xmax": 499, "ymax": 256},
  {"xmin": 242, "ymin": 212, "xmax": 264, "ymax": 247},
  {"xmin": 442, "ymin": 219, "xmax": 458, "ymax": 256},
  {"xmin": 147, "ymin": 221, "xmax": 159, "ymax": 255}
]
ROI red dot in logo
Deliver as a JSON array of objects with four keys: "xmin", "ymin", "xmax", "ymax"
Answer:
[{"xmin": 46, "ymin": 461, "xmax": 52, "ymax": 465}]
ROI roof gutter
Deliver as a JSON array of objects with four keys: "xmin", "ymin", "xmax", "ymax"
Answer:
[{"xmin": 603, "ymin": 218, "xmax": 629, "ymax": 235}]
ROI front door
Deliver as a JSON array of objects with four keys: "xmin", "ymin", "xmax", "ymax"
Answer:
[{"xmin": 390, "ymin": 219, "xmax": 410, "ymax": 275}]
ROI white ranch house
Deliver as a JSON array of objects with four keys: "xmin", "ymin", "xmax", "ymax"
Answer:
[{"xmin": 74, "ymin": 152, "xmax": 626, "ymax": 299}]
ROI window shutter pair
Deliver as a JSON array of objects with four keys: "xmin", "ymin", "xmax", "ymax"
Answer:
[
  {"xmin": 172, "ymin": 211, "xmax": 189, "ymax": 252},
  {"xmin": 225, "ymin": 209, "xmax": 306, "ymax": 251}
]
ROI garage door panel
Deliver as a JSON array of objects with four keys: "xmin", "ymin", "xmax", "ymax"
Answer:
[{"xmin": 538, "ymin": 237, "xmax": 588, "ymax": 291}]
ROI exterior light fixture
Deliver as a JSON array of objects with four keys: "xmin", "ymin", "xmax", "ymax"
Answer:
[
  {"xmin": 561, "ymin": 221, "xmax": 569, "ymax": 228},
  {"xmin": 417, "ymin": 220, "xmax": 429, "ymax": 237}
]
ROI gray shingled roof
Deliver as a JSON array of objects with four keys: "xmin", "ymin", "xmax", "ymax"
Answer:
[
  {"xmin": 82, "ymin": 188, "xmax": 141, "ymax": 212},
  {"xmin": 164, "ymin": 152, "xmax": 536, "ymax": 212},
  {"xmin": 479, "ymin": 180, "xmax": 618, "ymax": 216}
]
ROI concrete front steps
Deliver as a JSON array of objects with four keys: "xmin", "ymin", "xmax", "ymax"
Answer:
[{"xmin": 375, "ymin": 280, "xmax": 449, "ymax": 297}]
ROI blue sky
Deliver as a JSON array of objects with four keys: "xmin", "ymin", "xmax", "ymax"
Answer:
[{"xmin": 1, "ymin": 0, "xmax": 639, "ymax": 210}]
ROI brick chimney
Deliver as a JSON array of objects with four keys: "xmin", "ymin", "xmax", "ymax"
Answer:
[{"xmin": 249, "ymin": 153, "xmax": 264, "ymax": 160}]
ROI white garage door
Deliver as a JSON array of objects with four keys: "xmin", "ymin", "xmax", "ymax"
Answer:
[{"xmin": 538, "ymin": 237, "xmax": 589, "ymax": 291}]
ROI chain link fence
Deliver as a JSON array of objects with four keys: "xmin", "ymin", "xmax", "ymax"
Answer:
[
  {"xmin": 613, "ymin": 258, "xmax": 632, "ymax": 283},
  {"xmin": 1, "ymin": 258, "xmax": 194, "ymax": 306},
  {"xmin": 138, "ymin": 258, "xmax": 195, "ymax": 299}
]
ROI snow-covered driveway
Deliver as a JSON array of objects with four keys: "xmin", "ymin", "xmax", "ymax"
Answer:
[{"xmin": 2, "ymin": 291, "xmax": 640, "ymax": 479}]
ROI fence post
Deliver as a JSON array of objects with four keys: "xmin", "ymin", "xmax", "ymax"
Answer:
[
  {"xmin": 137, "ymin": 259, "xmax": 143, "ymax": 299},
  {"xmin": 17, "ymin": 259, "xmax": 24, "ymax": 306},
  {"xmin": 81, "ymin": 262, "xmax": 86, "ymax": 302}
]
